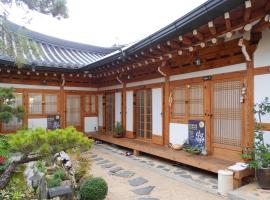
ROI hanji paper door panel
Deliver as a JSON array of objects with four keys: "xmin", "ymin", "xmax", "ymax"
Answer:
[
  {"xmin": 126, "ymin": 91, "xmax": 134, "ymax": 138},
  {"xmin": 152, "ymin": 88, "xmax": 163, "ymax": 145},
  {"xmin": 211, "ymin": 78, "xmax": 244, "ymax": 161},
  {"xmin": 115, "ymin": 92, "xmax": 122, "ymax": 125}
]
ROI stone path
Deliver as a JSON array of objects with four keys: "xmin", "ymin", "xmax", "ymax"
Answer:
[
  {"xmin": 90, "ymin": 152, "xmax": 158, "ymax": 199},
  {"xmin": 93, "ymin": 142, "xmax": 219, "ymax": 195},
  {"xmin": 89, "ymin": 142, "xmax": 223, "ymax": 200}
]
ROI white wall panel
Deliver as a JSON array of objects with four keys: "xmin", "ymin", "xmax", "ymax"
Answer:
[
  {"xmin": 28, "ymin": 118, "xmax": 47, "ymax": 129},
  {"xmin": 115, "ymin": 92, "xmax": 122, "ymax": 125},
  {"xmin": 84, "ymin": 117, "xmax": 98, "ymax": 132},
  {"xmin": 152, "ymin": 88, "xmax": 163, "ymax": 136},
  {"xmin": 169, "ymin": 123, "xmax": 188, "ymax": 145},
  {"xmin": 126, "ymin": 77, "xmax": 165, "ymax": 88},
  {"xmin": 254, "ymin": 74, "xmax": 270, "ymax": 123},
  {"xmin": 98, "ymin": 95, "xmax": 103, "ymax": 126},
  {"xmin": 0, "ymin": 83, "xmax": 60, "ymax": 90},
  {"xmin": 126, "ymin": 91, "xmax": 133, "ymax": 132},
  {"xmin": 170, "ymin": 63, "xmax": 246, "ymax": 81},
  {"xmin": 254, "ymin": 29, "xmax": 270, "ymax": 68}
]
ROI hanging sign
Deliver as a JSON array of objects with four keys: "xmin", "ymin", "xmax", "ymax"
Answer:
[
  {"xmin": 47, "ymin": 115, "xmax": 60, "ymax": 130},
  {"xmin": 188, "ymin": 120, "xmax": 205, "ymax": 150}
]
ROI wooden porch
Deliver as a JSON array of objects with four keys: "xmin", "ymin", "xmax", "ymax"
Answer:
[
  {"xmin": 86, "ymin": 132, "xmax": 253, "ymax": 188},
  {"xmin": 87, "ymin": 132, "xmax": 234, "ymax": 173}
]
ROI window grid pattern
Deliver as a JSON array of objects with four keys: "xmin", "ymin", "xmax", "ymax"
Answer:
[
  {"xmin": 212, "ymin": 80, "xmax": 242, "ymax": 148},
  {"xmin": 172, "ymin": 86, "xmax": 186, "ymax": 118},
  {"xmin": 105, "ymin": 94, "xmax": 114, "ymax": 133},
  {"xmin": 66, "ymin": 95, "xmax": 81, "ymax": 126},
  {"xmin": 189, "ymin": 84, "xmax": 204, "ymax": 119},
  {"xmin": 45, "ymin": 94, "xmax": 57, "ymax": 114},
  {"xmin": 29, "ymin": 93, "xmax": 42, "ymax": 114}
]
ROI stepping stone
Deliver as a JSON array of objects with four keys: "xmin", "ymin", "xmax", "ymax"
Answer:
[
  {"xmin": 173, "ymin": 171, "xmax": 187, "ymax": 175},
  {"xmin": 162, "ymin": 168, "xmax": 170, "ymax": 172},
  {"xmin": 90, "ymin": 155, "xmax": 97, "ymax": 158},
  {"xmin": 132, "ymin": 186, "xmax": 155, "ymax": 195},
  {"xmin": 212, "ymin": 185, "xmax": 218, "ymax": 189},
  {"xmin": 97, "ymin": 160, "xmax": 110, "ymax": 165},
  {"xmin": 115, "ymin": 170, "xmax": 135, "ymax": 178},
  {"xmin": 93, "ymin": 157, "xmax": 103, "ymax": 162},
  {"xmin": 138, "ymin": 198, "xmax": 159, "ymax": 200},
  {"xmin": 147, "ymin": 163, "xmax": 154, "ymax": 166},
  {"xmin": 156, "ymin": 165, "xmax": 165, "ymax": 168},
  {"xmin": 101, "ymin": 163, "xmax": 116, "ymax": 169},
  {"xmin": 208, "ymin": 179, "xmax": 218, "ymax": 184},
  {"xmin": 140, "ymin": 160, "xmax": 147, "ymax": 163},
  {"xmin": 129, "ymin": 177, "xmax": 148, "ymax": 187},
  {"xmin": 180, "ymin": 174, "xmax": 192, "ymax": 179},
  {"xmin": 109, "ymin": 167, "xmax": 123, "ymax": 173}
]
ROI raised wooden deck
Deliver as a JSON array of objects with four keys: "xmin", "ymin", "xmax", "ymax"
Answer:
[{"xmin": 86, "ymin": 132, "xmax": 234, "ymax": 174}]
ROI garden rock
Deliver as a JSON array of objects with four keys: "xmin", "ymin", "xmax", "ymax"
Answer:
[
  {"xmin": 48, "ymin": 185, "xmax": 73, "ymax": 199},
  {"xmin": 60, "ymin": 180, "xmax": 72, "ymax": 186}
]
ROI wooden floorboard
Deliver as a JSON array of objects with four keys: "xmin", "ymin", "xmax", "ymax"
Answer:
[{"xmin": 86, "ymin": 132, "xmax": 234, "ymax": 173}]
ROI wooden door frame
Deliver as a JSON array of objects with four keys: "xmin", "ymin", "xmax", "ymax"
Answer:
[{"xmin": 104, "ymin": 92, "xmax": 115, "ymax": 134}]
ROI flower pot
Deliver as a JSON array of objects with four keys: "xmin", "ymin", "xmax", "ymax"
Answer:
[{"xmin": 256, "ymin": 168, "xmax": 270, "ymax": 189}]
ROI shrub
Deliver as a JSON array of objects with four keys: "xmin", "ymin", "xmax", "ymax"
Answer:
[
  {"xmin": 47, "ymin": 177, "xmax": 61, "ymax": 188},
  {"xmin": 53, "ymin": 169, "xmax": 65, "ymax": 180},
  {"xmin": 75, "ymin": 156, "xmax": 91, "ymax": 183},
  {"xmin": 79, "ymin": 177, "xmax": 108, "ymax": 200},
  {"xmin": 35, "ymin": 160, "xmax": 46, "ymax": 174}
]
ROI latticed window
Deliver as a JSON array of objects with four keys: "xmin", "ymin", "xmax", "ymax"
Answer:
[
  {"xmin": 105, "ymin": 94, "xmax": 114, "ymax": 133},
  {"xmin": 45, "ymin": 94, "xmax": 57, "ymax": 114},
  {"xmin": 28, "ymin": 93, "xmax": 58, "ymax": 115},
  {"xmin": 29, "ymin": 93, "xmax": 42, "ymax": 114},
  {"xmin": 171, "ymin": 83, "xmax": 204, "ymax": 122},
  {"xmin": 85, "ymin": 95, "xmax": 96, "ymax": 114},
  {"xmin": 66, "ymin": 94, "xmax": 81, "ymax": 126},
  {"xmin": 135, "ymin": 89, "xmax": 152, "ymax": 139},
  {"xmin": 3, "ymin": 93, "xmax": 23, "ymax": 131},
  {"xmin": 211, "ymin": 80, "xmax": 242, "ymax": 148}
]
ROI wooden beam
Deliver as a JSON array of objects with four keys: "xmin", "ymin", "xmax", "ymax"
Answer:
[
  {"xmin": 163, "ymin": 76, "xmax": 170, "ymax": 146},
  {"xmin": 208, "ymin": 21, "xmax": 216, "ymax": 35},
  {"xmin": 193, "ymin": 29, "xmax": 204, "ymax": 41},
  {"xmin": 244, "ymin": 0, "xmax": 252, "ymax": 22},
  {"xmin": 178, "ymin": 35, "xmax": 192, "ymax": 45},
  {"xmin": 224, "ymin": 12, "xmax": 231, "ymax": 29}
]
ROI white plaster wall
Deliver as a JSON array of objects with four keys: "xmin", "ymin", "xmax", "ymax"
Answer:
[
  {"xmin": 126, "ymin": 77, "xmax": 165, "ymax": 88},
  {"xmin": 28, "ymin": 118, "xmax": 47, "ymax": 129},
  {"xmin": 254, "ymin": 29, "xmax": 270, "ymax": 68},
  {"xmin": 0, "ymin": 83, "xmax": 60, "ymax": 90},
  {"xmin": 170, "ymin": 63, "xmax": 246, "ymax": 81},
  {"xmin": 126, "ymin": 91, "xmax": 133, "ymax": 132},
  {"xmin": 263, "ymin": 131, "xmax": 270, "ymax": 145},
  {"xmin": 169, "ymin": 123, "xmax": 188, "ymax": 145},
  {"xmin": 84, "ymin": 117, "xmax": 98, "ymax": 132},
  {"xmin": 152, "ymin": 88, "xmax": 163, "ymax": 136},
  {"xmin": 115, "ymin": 92, "xmax": 122, "ymax": 125},
  {"xmin": 254, "ymin": 74, "xmax": 270, "ymax": 123},
  {"xmin": 98, "ymin": 95, "xmax": 103, "ymax": 126}
]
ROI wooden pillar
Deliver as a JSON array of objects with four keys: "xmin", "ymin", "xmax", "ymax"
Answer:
[
  {"xmin": 122, "ymin": 83, "xmax": 126, "ymax": 130},
  {"xmin": 245, "ymin": 60, "xmax": 254, "ymax": 147},
  {"xmin": 60, "ymin": 86, "xmax": 65, "ymax": 128},
  {"xmin": 163, "ymin": 76, "xmax": 170, "ymax": 146}
]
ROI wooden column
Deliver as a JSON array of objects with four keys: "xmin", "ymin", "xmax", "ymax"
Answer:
[
  {"xmin": 122, "ymin": 83, "xmax": 126, "ymax": 130},
  {"xmin": 163, "ymin": 76, "xmax": 170, "ymax": 146},
  {"xmin": 245, "ymin": 60, "xmax": 254, "ymax": 147},
  {"xmin": 60, "ymin": 86, "xmax": 65, "ymax": 128}
]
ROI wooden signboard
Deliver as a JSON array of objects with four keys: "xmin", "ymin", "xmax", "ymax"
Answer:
[
  {"xmin": 47, "ymin": 115, "xmax": 60, "ymax": 130},
  {"xmin": 188, "ymin": 120, "xmax": 205, "ymax": 150}
]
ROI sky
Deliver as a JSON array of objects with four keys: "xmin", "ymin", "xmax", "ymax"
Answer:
[{"xmin": 2, "ymin": 0, "xmax": 207, "ymax": 47}]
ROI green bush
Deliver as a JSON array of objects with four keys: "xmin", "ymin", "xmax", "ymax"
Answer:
[
  {"xmin": 79, "ymin": 177, "xmax": 108, "ymax": 200},
  {"xmin": 7, "ymin": 126, "xmax": 93, "ymax": 158},
  {"xmin": 53, "ymin": 169, "xmax": 65, "ymax": 180},
  {"xmin": 47, "ymin": 177, "xmax": 62, "ymax": 188}
]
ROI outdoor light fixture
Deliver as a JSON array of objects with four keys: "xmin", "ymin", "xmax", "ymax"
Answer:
[{"xmin": 195, "ymin": 56, "xmax": 201, "ymax": 66}]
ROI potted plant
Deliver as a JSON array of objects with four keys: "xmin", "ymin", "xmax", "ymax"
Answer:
[
  {"xmin": 242, "ymin": 97, "xmax": 270, "ymax": 189},
  {"xmin": 113, "ymin": 122, "xmax": 124, "ymax": 138}
]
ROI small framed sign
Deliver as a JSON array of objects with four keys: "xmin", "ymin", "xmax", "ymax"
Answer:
[
  {"xmin": 188, "ymin": 120, "xmax": 206, "ymax": 150},
  {"xmin": 47, "ymin": 115, "xmax": 60, "ymax": 130}
]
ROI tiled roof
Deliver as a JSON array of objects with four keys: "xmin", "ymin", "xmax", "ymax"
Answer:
[{"xmin": 0, "ymin": 21, "xmax": 118, "ymax": 69}]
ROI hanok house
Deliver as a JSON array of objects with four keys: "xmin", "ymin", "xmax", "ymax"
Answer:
[{"xmin": 1, "ymin": 0, "xmax": 270, "ymax": 188}]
